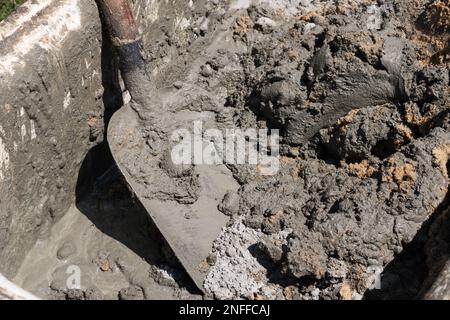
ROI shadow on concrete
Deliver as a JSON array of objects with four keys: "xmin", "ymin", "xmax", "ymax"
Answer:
[{"xmin": 73, "ymin": 7, "xmax": 200, "ymax": 295}]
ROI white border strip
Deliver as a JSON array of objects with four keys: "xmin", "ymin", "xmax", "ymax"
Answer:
[{"xmin": 0, "ymin": 273, "xmax": 40, "ymax": 300}]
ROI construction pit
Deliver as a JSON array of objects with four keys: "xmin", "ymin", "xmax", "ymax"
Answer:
[{"xmin": 0, "ymin": 0, "xmax": 449, "ymax": 300}]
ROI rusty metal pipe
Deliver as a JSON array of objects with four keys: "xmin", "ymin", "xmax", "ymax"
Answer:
[
  {"xmin": 96, "ymin": 0, "xmax": 140, "ymax": 45},
  {"xmin": 97, "ymin": 0, "xmax": 154, "ymax": 108}
]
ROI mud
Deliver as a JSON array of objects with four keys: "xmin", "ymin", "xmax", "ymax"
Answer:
[
  {"xmin": 4, "ymin": 0, "xmax": 449, "ymax": 300},
  {"xmin": 124, "ymin": 0, "xmax": 449, "ymax": 300},
  {"xmin": 14, "ymin": 170, "xmax": 201, "ymax": 300}
]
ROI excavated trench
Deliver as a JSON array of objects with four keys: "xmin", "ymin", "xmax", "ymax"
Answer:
[{"xmin": 0, "ymin": 0, "xmax": 449, "ymax": 300}]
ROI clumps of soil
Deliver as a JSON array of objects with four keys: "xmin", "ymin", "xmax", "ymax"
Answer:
[
  {"xmin": 88, "ymin": 0, "xmax": 448, "ymax": 300},
  {"xmin": 220, "ymin": 128, "xmax": 448, "ymax": 299},
  {"xmin": 419, "ymin": 0, "xmax": 450, "ymax": 34},
  {"xmin": 174, "ymin": 0, "xmax": 450, "ymax": 299},
  {"xmin": 414, "ymin": 0, "xmax": 450, "ymax": 64},
  {"xmin": 321, "ymin": 105, "xmax": 413, "ymax": 163}
]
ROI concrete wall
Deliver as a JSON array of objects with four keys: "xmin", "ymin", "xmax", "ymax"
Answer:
[
  {"xmin": 0, "ymin": 0, "xmax": 205, "ymax": 278},
  {"xmin": 0, "ymin": 0, "xmax": 105, "ymax": 278}
]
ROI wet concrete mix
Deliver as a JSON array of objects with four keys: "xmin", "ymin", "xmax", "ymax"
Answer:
[{"xmin": 15, "ymin": 0, "xmax": 449, "ymax": 300}]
